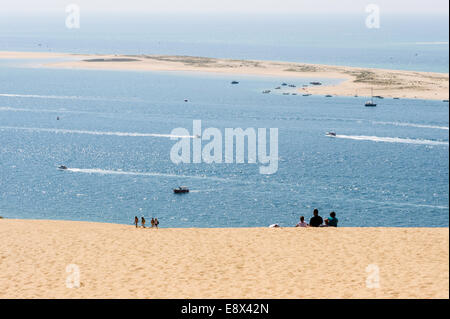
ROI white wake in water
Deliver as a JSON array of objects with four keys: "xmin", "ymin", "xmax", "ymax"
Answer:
[
  {"xmin": 0, "ymin": 93, "xmax": 139, "ymax": 102},
  {"xmin": 372, "ymin": 121, "xmax": 449, "ymax": 130},
  {"xmin": 334, "ymin": 134, "xmax": 448, "ymax": 146},
  {"xmin": 65, "ymin": 168, "xmax": 232, "ymax": 183},
  {"xmin": 0, "ymin": 126, "xmax": 196, "ymax": 139}
]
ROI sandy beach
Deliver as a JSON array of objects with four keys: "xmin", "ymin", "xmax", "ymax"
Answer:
[
  {"xmin": 0, "ymin": 219, "xmax": 447, "ymax": 299},
  {"xmin": 0, "ymin": 51, "xmax": 448, "ymax": 101}
]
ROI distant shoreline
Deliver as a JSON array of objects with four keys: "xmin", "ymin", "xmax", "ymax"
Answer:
[
  {"xmin": 0, "ymin": 218, "xmax": 448, "ymax": 298},
  {"xmin": 1, "ymin": 51, "xmax": 448, "ymax": 101}
]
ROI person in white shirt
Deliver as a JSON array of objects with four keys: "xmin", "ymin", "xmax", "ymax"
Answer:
[{"xmin": 295, "ymin": 216, "xmax": 309, "ymax": 227}]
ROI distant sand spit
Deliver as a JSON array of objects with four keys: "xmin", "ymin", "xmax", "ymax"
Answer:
[
  {"xmin": 0, "ymin": 219, "xmax": 448, "ymax": 298},
  {"xmin": 0, "ymin": 51, "xmax": 448, "ymax": 101}
]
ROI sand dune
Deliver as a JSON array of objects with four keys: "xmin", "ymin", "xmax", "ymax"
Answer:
[
  {"xmin": 0, "ymin": 219, "xmax": 447, "ymax": 298},
  {"xmin": 0, "ymin": 51, "xmax": 448, "ymax": 101}
]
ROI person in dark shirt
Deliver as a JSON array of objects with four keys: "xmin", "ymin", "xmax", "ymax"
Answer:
[{"xmin": 309, "ymin": 209, "xmax": 323, "ymax": 227}]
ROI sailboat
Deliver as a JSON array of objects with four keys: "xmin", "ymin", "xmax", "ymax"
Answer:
[{"xmin": 365, "ymin": 88, "xmax": 377, "ymax": 107}]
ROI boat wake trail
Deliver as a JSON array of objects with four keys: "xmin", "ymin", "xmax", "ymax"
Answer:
[
  {"xmin": 334, "ymin": 134, "xmax": 448, "ymax": 146},
  {"xmin": 372, "ymin": 121, "xmax": 449, "ymax": 130},
  {"xmin": 0, "ymin": 126, "xmax": 196, "ymax": 139},
  {"xmin": 65, "ymin": 168, "xmax": 233, "ymax": 183},
  {"xmin": 0, "ymin": 93, "xmax": 139, "ymax": 102}
]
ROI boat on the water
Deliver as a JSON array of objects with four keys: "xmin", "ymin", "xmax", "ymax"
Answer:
[
  {"xmin": 231, "ymin": 81, "xmax": 239, "ymax": 84},
  {"xmin": 281, "ymin": 82, "xmax": 287, "ymax": 86},
  {"xmin": 326, "ymin": 132, "xmax": 336, "ymax": 137},
  {"xmin": 173, "ymin": 186, "xmax": 189, "ymax": 194},
  {"xmin": 310, "ymin": 81, "xmax": 322, "ymax": 86},
  {"xmin": 365, "ymin": 88, "xmax": 377, "ymax": 107},
  {"xmin": 302, "ymin": 93, "xmax": 312, "ymax": 96},
  {"xmin": 275, "ymin": 86, "xmax": 281, "ymax": 89},
  {"xmin": 262, "ymin": 90, "xmax": 271, "ymax": 94},
  {"xmin": 325, "ymin": 94, "xmax": 333, "ymax": 97},
  {"xmin": 58, "ymin": 165, "xmax": 68, "ymax": 170}
]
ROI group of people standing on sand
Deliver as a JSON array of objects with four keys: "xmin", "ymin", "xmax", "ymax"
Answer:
[
  {"xmin": 134, "ymin": 216, "xmax": 159, "ymax": 229},
  {"xmin": 295, "ymin": 209, "xmax": 338, "ymax": 227}
]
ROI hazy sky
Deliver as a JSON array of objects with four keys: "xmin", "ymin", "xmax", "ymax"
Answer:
[{"xmin": 1, "ymin": 0, "xmax": 449, "ymax": 14}]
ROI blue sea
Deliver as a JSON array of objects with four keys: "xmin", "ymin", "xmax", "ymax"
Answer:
[{"xmin": 0, "ymin": 13, "xmax": 448, "ymax": 227}]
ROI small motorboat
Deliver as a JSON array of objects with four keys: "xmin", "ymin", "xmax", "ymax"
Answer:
[
  {"xmin": 325, "ymin": 94, "xmax": 333, "ymax": 97},
  {"xmin": 275, "ymin": 86, "xmax": 281, "ymax": 90},
  {"xmin": 184, "ymin": 99, "xmax": 189, "ymax": 102},
  {"xmin": 292, "ymin": 93, "xmax": 297, "ymax": 95},
  {"xmin": 310, "ymin": 81, "xmax": 322, "ymax": 86},
  {"xmin": 281, "ymin": 82, "xmax": 288, "ymax": 86},
  {"xmin": 282, "ymin": 92, "xmax": 290, "ymax": 95},
  {"xmin": 262, "ymin": 90, "xmax": 271, "ymax": 94},
  {"xmin": 173, "ymin": 186, "xmax": 189, "ymax": 194},
  {"xmin": 231, "ymin": 81, "xmax": 239, "ymax": 84},
  {"xmin": 326, "ymin": 132, "xmax": 336, "ymax": 137},
  {"xmin": 302, "ymin": 93, "xmax": 312, "ymax": 96},
  {"xmin": 56, "ymin": 116, "xmax": 60, "ymax": 120},
  {"xmin": 288, "ymin": 84, "xmax": 296, "ymax": 87},
  {"xmin": 58, "ymin": 165, "xmax": 68, "ymax": 170}
]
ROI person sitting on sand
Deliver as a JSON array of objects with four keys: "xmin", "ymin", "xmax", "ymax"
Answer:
[
  {"xmin": 141, "ymin": 216, "xmax": 146, "ymax": 228},
  {"xmin": 295, "ymin": 216, "xmax": 308, "ymax": 227},
  {"xmin": 309, "ymin": 209, "xmax": 323, "ymax": 227},
  {"xmin": 134, "ymin": 216, "xmax": 139, "ymax": 228},
  {"xmin": 151, "ymin": 218, "xmax": 155, "ymax": 228},
  {"xmin": 324, "ymin": 212, "xmax": 338, "ymax": 227},
  {"xmin": 154, "ymin": 218, "xmax": 159, "ymax": 229}
]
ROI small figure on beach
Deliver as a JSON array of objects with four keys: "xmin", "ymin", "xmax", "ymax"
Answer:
[
  {"xmin": 324, "ymin": 212, "xmax": 338, "ymax": 227},
  {"xmin": 151, "ymin": 218, "xmax": 155, "ymax": 228},
  {"xmin": 141, "ymin": 216, "xmax": 146, "ymax": 228},
  {"xmin": 155, "ymin": 218, "xmax": 159, "ymax": 228},
  {"xmin": 295, "ymin": 216, "xmax": 308, "ymax": 227},
  {"xmin": 134, "ymin": 216, "xmax": 139, "ymax": 228},
  {"xmin": 309, "ymin": 209, "xmax": 323, "ymax": 227}
]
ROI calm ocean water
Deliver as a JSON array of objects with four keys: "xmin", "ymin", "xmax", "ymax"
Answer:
[{"xmin": 0, "ymin": 13, "xmax": 448, "ymax": 227}]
